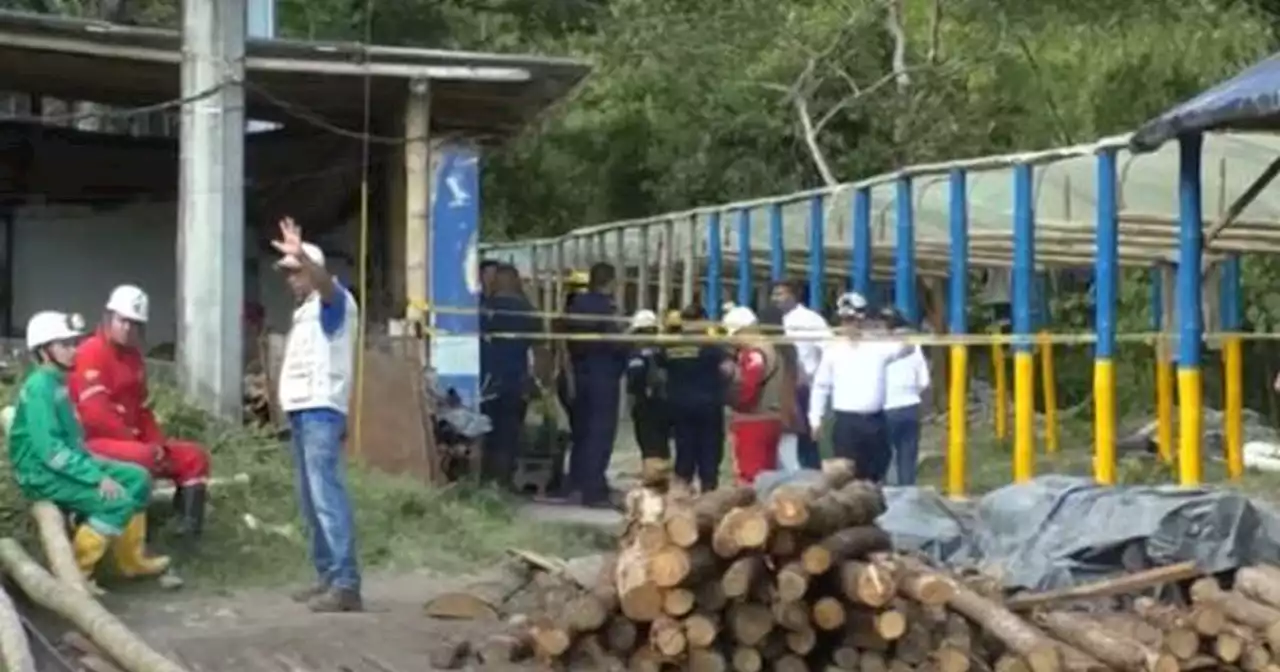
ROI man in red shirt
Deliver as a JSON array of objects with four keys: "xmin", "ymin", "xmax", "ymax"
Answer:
[
  {"xmin": 68, "ymin": 285, "xmax": 211, "ymax": 546},
  {"xmin": 723, "ymin": 306, "xmax": 783, "ymax": 484}
]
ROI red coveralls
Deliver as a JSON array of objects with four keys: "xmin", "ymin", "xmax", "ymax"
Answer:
[
  {"xmin": 68, "ymin": 332, "xmax": 210, "ymax": 487},
  {"xmin": 728, "ymin": 345, "xmax": 782, "ymax": 484}
]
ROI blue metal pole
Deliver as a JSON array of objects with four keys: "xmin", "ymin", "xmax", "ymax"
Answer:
[
  {"xmin": 946, "ymin": 168, "xmax": 969, "ymax": 496},
  {"xmin": 1012, "ymin": 163, "xmax": 1035, "ymax": 482},
  {"xmin": 1094, "ymin": 148, "xmax": 1119, "ymax": 484},
  {"xmin": 853, "ymin": 187, "xmax": 872, "ymax": 294},
  {"xmin": 948, "ymin": 170, "xmax": 968, "ymax": 333},
  {"xmin": 707, "ymin": 211, "xmax": 723, "ymax": 319},
  {"xmin": 737, "ymin": 209, "xmax": 752, "ymax": 307},
  {"xmin": 895, "ymin": 177, "xmax": 917, "ymax": 321},
  {"xmin": 769, "ymin": 203, "xmax": 785, "ymax": 283},
  {"xmin": 809, "ymin": 195, "xmax": 825, "ymax": 309},
  {"xmin": 1221, "ymin": 256, "xmax": 1241, "ymax": 331},
  {"xmin": 1176, "ymin": 133, "xmax": 1205, "ymax": 485}
]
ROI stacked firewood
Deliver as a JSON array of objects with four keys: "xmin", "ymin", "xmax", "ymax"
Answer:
[{"xmin": 521, "ymin": 466, "xmax": 1280, "ymax": 672}]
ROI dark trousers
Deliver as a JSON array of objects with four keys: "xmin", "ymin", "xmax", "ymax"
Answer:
[
  {"xmin": 481, "ymin": 389, "xmax": 527, "ymax": 486},
  {"xmin": 567, "ymin": 374, "xmax": 620, "ymax": 503},
  {"xmin": 885, "ymin": 404, "xmax": 922, "ymax": 486},
  {"xmin": 832, "ymin": 410, "xmax": 891, "ymax": 483},
  {"xmin": 794, "ymin": 385, "xmax": 822, "ymax": 468},
  {"xmin": 632, "ymin": 400, "xmax": 671, "ymax": 461},
  {"xmin": 671, "ymin": 406, "xmax": 723, "ymax": 491}
]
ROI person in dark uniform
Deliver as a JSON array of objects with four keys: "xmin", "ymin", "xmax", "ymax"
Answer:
[
  {"xmin": 624, "ymin": 310, "xmax": 671, "ymax": 468},
  {"xmin": 479, "ymin": 264, "xmax": 537, "ymax": 487},
  {"xmin": 562, "ymin": 263, "xmax": 627, "ymax": 507},
  {"xmin": 553, "ymin": 270, "xmax": 589, "ymax": 465},
  {"xmin": 662, "ymin": 304, "xmax": 728, "ymax": 492}
]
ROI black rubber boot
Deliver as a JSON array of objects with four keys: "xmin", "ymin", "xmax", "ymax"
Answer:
[{"xmin": 174, "ymin": 483, "xmax": 207, "ymax": 542}]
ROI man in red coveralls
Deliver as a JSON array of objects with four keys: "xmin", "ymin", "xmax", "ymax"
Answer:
[
  {"xmin": 69, "ymin": 285, "xmax": 211, "ymax": 546},
  {"xmin": 722, "ymin": 306, "xmax": 784, "ymax": 484}
]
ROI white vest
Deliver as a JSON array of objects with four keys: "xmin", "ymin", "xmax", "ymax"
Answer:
[{"xmin": 278, "ymin": 288, "xmax": 358, "ymax": 414}]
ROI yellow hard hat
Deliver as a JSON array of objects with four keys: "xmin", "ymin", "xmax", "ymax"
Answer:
[
  {"xmin": 566, "ymin": 270, "xmax": 589, "ymax": 287},
  {"xmin": 664, "ymin": 310, "xmax": 683, "ymax": 328}
]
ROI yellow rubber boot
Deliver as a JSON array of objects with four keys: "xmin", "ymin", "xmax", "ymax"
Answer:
[
  {"xmin": 72, "ymin": 524, "xmax": 110, "ymax": 579},
  {"xmin": 113, "ymin": 515, "xmax": 171, "ymax": 578}
]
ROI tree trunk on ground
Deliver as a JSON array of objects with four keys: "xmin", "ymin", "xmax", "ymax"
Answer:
[
  {"xmin": 0, "ymin": 539, "xmax": 187, "ymax": 672},
  {"xmin": 31, "ymin": 502, "xmax": 90, "ymax": 595},
  {"xmin": 1034, "ymin": 611, "xmax": 1179, "ymax": 672}
]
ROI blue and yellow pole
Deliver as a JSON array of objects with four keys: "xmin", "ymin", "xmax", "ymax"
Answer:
[
  {"xmin": 737, "ymin": 209, "xmax": 752, "ymax": 308},
  {"xmin": 1221, "ymin": 254, "xmax": 1244, "ymax": 480},
  {"xmin": 1038, "ymin": 330, "xmax": 1059, "ymax": 453},
  {"xmin": 706, "ymin": 211, "xmax": 723, "ymax": 319},
  {"xmin": 852, "ymin": 187, "xmax": 872, "ymax": 294},
  {"xmin": 768, "ymin": 203, "xmax": 785, "ymax": 284},
  {"xmin": 1012, "ymin": 162, "xmax": 1036, "ymax": 482},
  {"xmin": 896, "ymin": 177, "xmax": 917, "ymax": 322},
  {"xmin": 947, "ymin": 168, "xmax": 969, "ymax": 497},
  {"xmin": 1094, "ymin": 147, "xmax": 1118, "ymax": 484},
  {"xmin": 1152, "ymin": 268, "xmax": 1175, "ymax": 462},
  {"xmin": 992, "ymin": 331, "xmax": 1008, "ymax": 441},
  {"xmin": 1176, "ymin": 134, "xmax": 1204, "ymax": 486},
  {"xmin": 809, "ymin": 196, "xmax": 825, "ymax": 309}
]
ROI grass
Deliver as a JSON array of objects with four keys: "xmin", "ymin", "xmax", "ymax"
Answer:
[{"xmin": 0, "ymin": 377, "xmax": 612, "ymax": 594}]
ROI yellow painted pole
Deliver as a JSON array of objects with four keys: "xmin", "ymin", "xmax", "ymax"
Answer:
[
  {"xmin": 992, "ymin": 333, "xmax": 1007, "ymax": 440},
  {"xmin": 947, "ymin": 344, "xmax": 968, "ymax": 497},
  {"xmin": 1223, "ymin": 335, "xmax": 1244, "ymax": 480},
  {"xmin": 1177, "ymin": 367, "xmax": 1203, "ymax": 486},
  {"xmin": 1013, "ymin": 350, "xmax": 1035, "ymax": 482},
  {"xmin": 1038, "ymin": 330, "xmax": 1059, "ymax": 454},
  {"xmin": 1155, "ymin": 338, "xmax": 1175, "ymax": 463},
  {"xmin": 1094, "ymin": 358, "xmax": 1116, "ymax": 484}
]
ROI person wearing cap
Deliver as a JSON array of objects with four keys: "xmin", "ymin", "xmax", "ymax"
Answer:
[
  {"xmin": 69, "ymin": 284, "xmax": 212, "ymax": 547},
  {"xmin": 13, "ymin": 311, "xmax": 169, "ymax": 592},
  {"xmin": 480, "ymin": 264, "xmax": 538, "ymax": 487},
  {"xmin": 559, "ymin": 262, "xmax": 628, "ymax": 508},
  {"xmin": 880, "ymin": 306, "xmax": 930, "ymax": 486},
  {"xmin": 808, "ymin": 292, "xmax": 915, "ymax": 483},
  {"xmin": 662, "ymin": 303, "xmax": 730, "ymax": 492},
  {"xmin": 723, "ymin": 306, "xmax": 784, "ymax": 484},
  {"xmin": 624, "ymin": 309, "xmax": 670, "ymax": 471},
  {"xmin": 271, "ymin": 216, "xmax": 363, "ymax": 612},
  {"xmin": 770, "ymin": 280, "xmax": 830, "ymax": 469}
]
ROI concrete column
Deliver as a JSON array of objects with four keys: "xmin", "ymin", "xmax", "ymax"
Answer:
[{"xmin": 178, "ymin": 0, "xmax": 246, "ymax": 418}]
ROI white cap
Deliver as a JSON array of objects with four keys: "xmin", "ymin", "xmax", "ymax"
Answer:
[
  {"xmin": 26, "ymin": 311, "xmax": 84, "ymax": 350},
  {"xmin": 629, "ymin": 309, "xmax": 659, "ymax": 331},
  {"xmin": 105, "ymin": 285, "xmax": 149, "ymax": 323},
  {"xmin": 836, "ymin": 291, "xmax": 868, "ymax": 319},
  {"xmin": 275, "ymin": 242, "xmax": 326, "ymax": 270},
  {"xmin": 722, "ymin": 306, "xmax": 758, "ymax": 335}
]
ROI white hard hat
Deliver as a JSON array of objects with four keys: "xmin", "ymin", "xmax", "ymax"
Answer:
[
  {"xmin": 630, "ymin": 309, "xmax": 659, "ymax": 331},
  {"xmin": 836, "ymin": 291, "xmax": 868, "ymax": 319},
  {"xmin": 26, "ymin": 311, "xmax": 84, "ymax": 351},
  {"xmin": 275, "ymin": 242, "xmax": 326, "ymax": 270},
  {"xmin": 105, "ymin": 285, "xmax": 149, "ymax": 323},
  {"xmin": 722, "ymin": 306, "xmax": 758, "ymax": 335}
]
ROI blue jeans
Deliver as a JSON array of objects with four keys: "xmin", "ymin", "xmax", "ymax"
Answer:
[
  {"xmin": 885, "ymin": 404, "xmax": 922, "ymax": 486},
  {"xmin": 794, "ymin": 385, "xmax": 822, "ymax": 468},
  {"xmin": 289, "ymin": 409, "xmax": 361, "ymax": 592}
]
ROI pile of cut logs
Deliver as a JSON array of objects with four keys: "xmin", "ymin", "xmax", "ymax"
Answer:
[{"xmin": 521, "ymin": 465, "xmax": 1280, "ymax": 672}]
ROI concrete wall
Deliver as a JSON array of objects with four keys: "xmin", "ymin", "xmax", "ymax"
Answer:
[{"xmin": 11, "ymin": 201, "xmax": 360, "ymax": 345}]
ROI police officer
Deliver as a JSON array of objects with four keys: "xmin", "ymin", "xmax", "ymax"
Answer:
[
  {"xmin": 663, "ymin": 304, "xmax": 728, "ymax": 492},
  {"xmin": 479, "ymin": 264, "xmax": 538, "ymax": 487}
]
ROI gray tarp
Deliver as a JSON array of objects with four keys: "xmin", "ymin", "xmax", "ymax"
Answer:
[{"xmin": 758, "ymin": 470, "xmax": 1280, "ymax": 592}]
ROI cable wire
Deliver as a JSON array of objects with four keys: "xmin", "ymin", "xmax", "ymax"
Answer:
[{"xmin": 352, "ymin": 0, "xmax": 376, "ymax": 456}]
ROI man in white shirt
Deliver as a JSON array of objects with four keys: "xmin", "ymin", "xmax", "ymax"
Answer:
[
  {"xmin": 770, "ymin": 280, "xmax": 831, "ymax": 469},
  {"xmin": 880, "ymin": 307, "xmax": 930, "ymax": 485},
  {"xmin": 808, "ymin": 292, "xmax": 915, "ymax": 483}
]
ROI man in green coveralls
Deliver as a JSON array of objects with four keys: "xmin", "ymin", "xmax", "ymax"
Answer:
[{"xmin": 9, "ymin": 311, "xmax": 170, "ymax": 590}]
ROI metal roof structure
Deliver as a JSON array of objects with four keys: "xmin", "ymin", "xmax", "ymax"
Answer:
[{"xmin": 0, "ymin": 9, "xmax": 592, "ymax": 140}]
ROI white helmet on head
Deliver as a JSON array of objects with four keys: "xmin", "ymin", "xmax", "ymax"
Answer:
[
  {"xmin": 26, "ymin": 311, "xmax": 84, "ymax": 351},
  {"xmin": 629, "ymin": 309, "xmax": 659, "ymax": 331},
  {"xmin": 836, "ymin": 291, "xmax": 868, "ymax": 319},
  {"xmin": 105, "ymin": 284, "xmax": 149, "ymax": 323},
  {"xmin": 722, "ymin": 306, "xmax": 758, "ymax": 335}
]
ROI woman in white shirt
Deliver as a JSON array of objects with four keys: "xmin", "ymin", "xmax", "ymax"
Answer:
[{"xmin": 880, "ymin": 307, "xmax": 930, "ymax": 485}]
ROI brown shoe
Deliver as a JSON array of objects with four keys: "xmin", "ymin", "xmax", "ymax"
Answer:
[
  {"xmin": 307, "ymin": 587, "xmax": 362, "ymax": 613},
  {"xmin": 290, "ymin": 582, "xmax": 328, "ymax": 603}
]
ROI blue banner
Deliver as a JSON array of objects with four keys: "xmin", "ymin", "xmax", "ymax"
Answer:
[{"xmin": 430, "ymin": 142, "xmax": 481, "ymax": 407}]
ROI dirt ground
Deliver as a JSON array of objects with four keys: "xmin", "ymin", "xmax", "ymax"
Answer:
[{"xmin": 109, "ymin": 568, "xmax": 530, "ymax": 672}]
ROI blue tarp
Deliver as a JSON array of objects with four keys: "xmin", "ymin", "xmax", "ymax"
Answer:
[{"xmin": 1132, "ymin": 52, "xmax": 1280, "ymax": 151}]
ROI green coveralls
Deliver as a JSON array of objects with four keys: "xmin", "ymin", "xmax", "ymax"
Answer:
[{"xmin": 8, "ymin": 365, "xmax": 150, "ymax": 536}]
